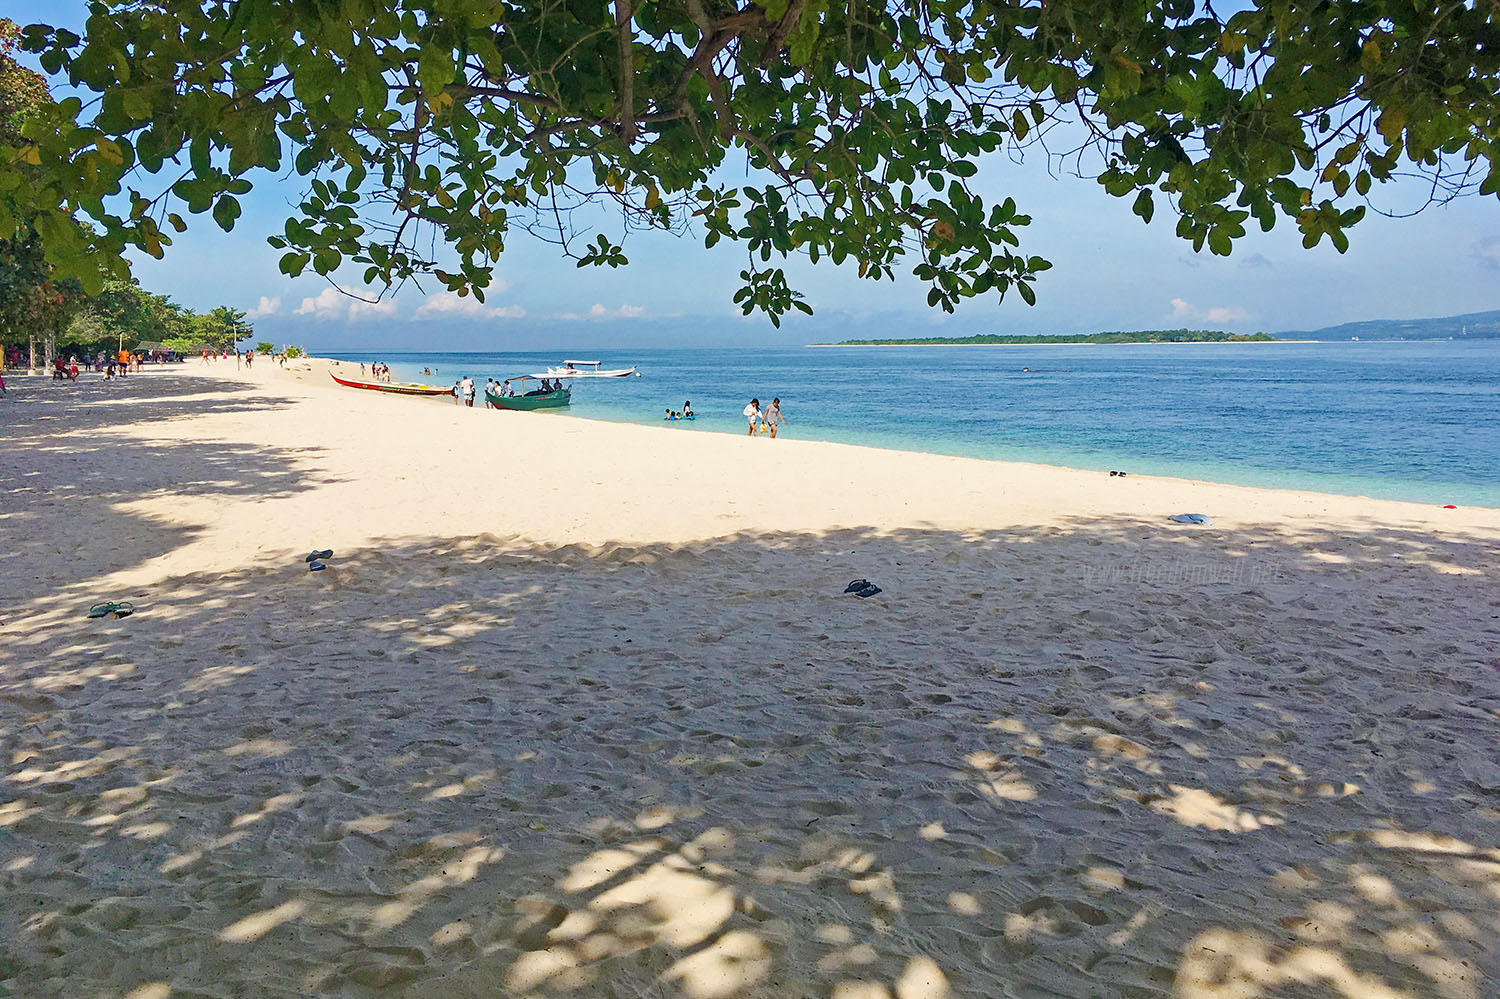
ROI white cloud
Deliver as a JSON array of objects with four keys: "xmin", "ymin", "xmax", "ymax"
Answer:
[
  {"xmin": 293, "ymin": 288, "xmax": 347, "ymax": 318},
  {"xmin": 1170, "ymin": 298, "xmax": 1248, "ymax": 324},
  {"xmin": 414, "ymin": 291, "xmax": 525, "ymax": 320},
  {"xmin": 245, "ymin": 295, "xmax": 280, "ymax": 319},
  {"xmin": 555, "ymin": 303, "xmax": 647, "ymax": 320},
  {"xmin": 292, "ymin": 288, "xmax": 397, "ymax": 321},
  {"xmin": 349, "ymin": 299, "xmax": 398, "ymax": 320}
]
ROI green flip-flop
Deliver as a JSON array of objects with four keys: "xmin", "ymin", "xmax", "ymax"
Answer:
[{"xmin": 87, "ymin": 601, "xmax": 135, "ymax": 619}]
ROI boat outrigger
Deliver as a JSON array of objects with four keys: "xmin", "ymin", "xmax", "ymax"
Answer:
[
  {"xmin": 330, "ymin": 373, "xmax": 453, "ymax": 396},
  {"xmin": 485, "ymin": 374, "xmax": 571, "ymax": 411},
  {"xmin": 544, "ymin": 359, "xmax": 638, "ymax": 378}
]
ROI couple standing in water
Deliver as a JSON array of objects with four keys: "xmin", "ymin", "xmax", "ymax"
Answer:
[{"xmin": 743, "ymin": 398, "xmax": 787, "ymax": 437}]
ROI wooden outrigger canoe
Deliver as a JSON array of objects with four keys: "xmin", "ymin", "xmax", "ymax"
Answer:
[
  {"xmin": 485, "ymin": 374, "xmax": 571, "ymax": 410},
  {"xmin": 330, "ymin": 373, "xmax": 453, "ymax": 396}
]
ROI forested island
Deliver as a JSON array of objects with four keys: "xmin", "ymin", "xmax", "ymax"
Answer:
[{"xmin": 820, "ymin": 330, "xmax": 1279, "ymax": 346}]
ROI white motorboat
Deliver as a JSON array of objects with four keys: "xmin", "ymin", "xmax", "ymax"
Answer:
[{"xmin": 544, "ymin": 359, "xmax": 639, "ymax": 378}]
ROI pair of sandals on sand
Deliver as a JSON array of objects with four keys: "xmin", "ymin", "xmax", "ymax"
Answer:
[
  {"xmin": 306, "ymin": 549, "xmax": 334, "ymax": 571},
  {"xmin": 844, "ymin": 579, "xmax": 882, "ymax": 598},
  {"xmin": 87, "ymin": 601, "xmax": 134, "ymax": 619}
]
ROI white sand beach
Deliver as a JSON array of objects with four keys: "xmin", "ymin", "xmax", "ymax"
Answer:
[{"xmin": 3, "ymin": 361, "xmax": 1499, "ymax": 999}]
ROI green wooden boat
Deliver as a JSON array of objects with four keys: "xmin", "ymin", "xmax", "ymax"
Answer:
[{"xmin": 485, "ymin": 375, "xmax": 571, "ymax": 410}]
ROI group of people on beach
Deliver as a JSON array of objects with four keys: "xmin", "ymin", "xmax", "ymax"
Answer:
[
  {"xmin": 361, "ymin": 361, "xmax": 392, "ymax": 382},
  {"xmin": 453, "ymin": 375, "xmax": 476, "ymax": 406},
  {"xmin": 743, "ymin": 397, "xmax": 787, "ymax": 437},
  {"xmin": 51, "ymin": 349, "xmax": 146, "ymax": 381}
]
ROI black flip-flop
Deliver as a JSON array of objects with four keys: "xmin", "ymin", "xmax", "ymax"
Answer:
[
  {"xmin": 308, "ymin": 561, "xmax": 327, "ymax": 572},
  {"xmin": 855, "ymin": 584, "xmax": 882, "ymax": 598},
  {"xmin": 844, "ymin": 579, "xmax": 870, "ymax": 593},
  {"xmin": 305, "ymin": 549, "xmax": 333, "ymax": 563}
]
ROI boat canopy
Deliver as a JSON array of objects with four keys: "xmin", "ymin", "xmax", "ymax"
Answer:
[{"xmin": 561, "ymin": 359, "xmax": 600, "ymax": 367}]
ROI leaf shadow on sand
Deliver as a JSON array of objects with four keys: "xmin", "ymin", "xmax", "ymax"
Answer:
[{"xmin": 1, "ymin": 514, "xmax": 1499, "ymax": 998}]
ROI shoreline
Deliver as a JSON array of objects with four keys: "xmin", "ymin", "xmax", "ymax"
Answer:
[
  {"xmin": 5, "ymin": 362, "xmax": 1500, "ymax": 997},
  {"xmin": 312, "ymin": 354, "xmax": 1496, "ymax": 510}
]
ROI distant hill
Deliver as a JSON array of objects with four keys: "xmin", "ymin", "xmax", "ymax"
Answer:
[
  {"xmin": 1284, "ymin": 308, "xmax": 1500, "ymax": 340},
  {"xmin": 820, "ymin": 330, "xmax": 1277, "ymax": 346}
]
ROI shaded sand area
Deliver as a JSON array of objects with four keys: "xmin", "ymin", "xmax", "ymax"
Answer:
[{"xmin": 3, "ymin": 363, "xmax": 1500, "ymax": 999}]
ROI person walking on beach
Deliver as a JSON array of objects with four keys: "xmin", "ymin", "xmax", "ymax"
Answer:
[
  {"xmin": 743, "ymin": 398, "xmax": 761, "ymax": 436},
  {"xmin": 764, "ymin": 397, "xmax": 787, "ymax": 438}
]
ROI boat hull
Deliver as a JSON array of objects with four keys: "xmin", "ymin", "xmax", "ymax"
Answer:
[
  {"xmin": 330, "ymin": 373, "xmax": 452, "ymax": 396},
  {"xmin": 485, "ymin": 388, "xmax": 571, "ymax": 410},
  {"xmin": 544, "ymin": 366, "xmax": 637, "ymax": 378}
]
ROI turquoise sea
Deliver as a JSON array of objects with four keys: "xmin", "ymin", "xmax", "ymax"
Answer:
[{"xmin": 320, "ymin": 341, "xmax": 1500, "ymax": 508}]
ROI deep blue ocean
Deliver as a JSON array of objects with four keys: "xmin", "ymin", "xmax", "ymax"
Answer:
[{"xmin": 320, "ymin": 341, "xmax": 1500, "ymax": 507}]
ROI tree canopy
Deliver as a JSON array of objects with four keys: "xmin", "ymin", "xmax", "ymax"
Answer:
[{"xmin": 3, "ymin": 1, "xmax": 1498, "ymax": 323}]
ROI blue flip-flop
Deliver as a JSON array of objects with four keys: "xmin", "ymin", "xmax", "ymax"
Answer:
[
  {"xmin": 844, "ymin": 579, "xmax": 870, "ymax": 593},
  {"xmin": 855, "ymin": 583, "xmax": 882, "ymax": 598},
  {"xmin": 308, "ymin": 561, "xmax": 327, "ymax": 571},
  {"xmin": 305, "ymin": 549, "xmax": 333, "ymax": 562}
]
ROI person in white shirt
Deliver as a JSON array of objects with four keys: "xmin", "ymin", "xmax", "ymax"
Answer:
[
  {"xmin": 461, "ymin": 376, "xmax": 475, "ymax": 407},
  {"xmin": 743, "ymin": 398, "xmax": 761, "ymax": 436}
]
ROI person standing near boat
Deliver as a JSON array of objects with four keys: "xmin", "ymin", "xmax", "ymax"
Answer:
[
  {"xmin": 461, "ymin": 375, "xmax": 476, "ymax": 407},
  {"xmin": 743, "ymin": 398, "xmax": 761, "ymax": 436}
]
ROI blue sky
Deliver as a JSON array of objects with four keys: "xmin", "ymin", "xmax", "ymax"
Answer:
[{"xmin": 11, "ymin": 1, "xmax": 1500, "ymax": 350}]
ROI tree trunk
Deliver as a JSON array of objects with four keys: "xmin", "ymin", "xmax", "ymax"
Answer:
[{"xmin": 28, "ymin": 333, "xmax": 37, "ymax": 374}]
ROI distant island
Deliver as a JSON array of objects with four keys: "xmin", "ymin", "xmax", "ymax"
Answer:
[
  {"xmin": 818, "ymin": 329, "xmax": 1279, "ymax": 346},
  {"xmin": 1284, "ymin": 308, "xmax": 1500, "ymax": 341}
]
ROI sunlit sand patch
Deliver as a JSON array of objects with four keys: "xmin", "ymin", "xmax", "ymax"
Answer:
[
  {"xmin": 895, "ymin": 956, "xmax": 952, "ymax": 999},
  {"xmin": 341, "ymin": 814, "xmax": 399, "ymax": 836},
  {"xmin": 507, "ymin": 946, "xmax": 590, "ymax": 993},
  {"xmin": 818, "ymin": 941, "xmax": 880, "ymax": 973},
  {"xmin": 120, "ymin": 821, "xmax": 171, "ymax": 840},
  {"xmin": 918, "ymin": 823, "xmax": 946, "ymax": 841},
  {"xmin": 589, "ymin": 854, "xmax": 736, "ymax": 948},
  {"xmin": 948, "ymin": 892, "xmax": 982, "ymax": 915},
  {"xmin": 124, "ymin": 985, "xmax": 172, "ymax": 999},
  {"xmin": 1107, "ymin": 907, "xmax": 1154, "ymax": 948},
  {"xmin": 1093, "ymin": 733, "xmax": 1150, "ymax": 761},
  {"xmin": 180, "ymin": 664, "xmax": 254, "ymax": 692},
  {"xmin": 662, "ymin": 930, "xmax": 770, "ymax": 999},
  {"xmin": 430, "ymin": 919, "xmax": 473, "ymax": 947},
  {"xmin": 561, "ymin": 840, "xmax": 662, "ymax": 893},
  {"xmin": 0, "ymin": 799, "xmax": 38, "ymax": 827},
  {"xmin": 1176, "ymin": 927, "xmax": 1420, "ymax": 999},
  {"xmin": 230, "ymin": 792, "xmax": 303, "ymax": 828},
  {"xmin": 1082, "ymin": 866, "xmax": 1125, "ymax": 892},
  {"xmin": 218, "ymin": 899, "xmax": 307, "ymax": 943},
  {"xmin": 1150, "ymin": 785, "xmax": 1282, "ymax": 832},
  {"xmin": 367, "ymin": 845, "xmax": 502, "ymax": 929},
  {"xmin": 8, "ymin": 746, "xmax": 140, "ymax": 784},
  {"xmin": 221, "ymin": 738, "xmax": 293, "ymax": 758},
  {"xmin": 1367, "ymin": 829, "xmax": 1479, "ymax": 856},
  {"xmin": 1277, "ymin": 901, "xmax": 1355, "ymax": 942}
]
